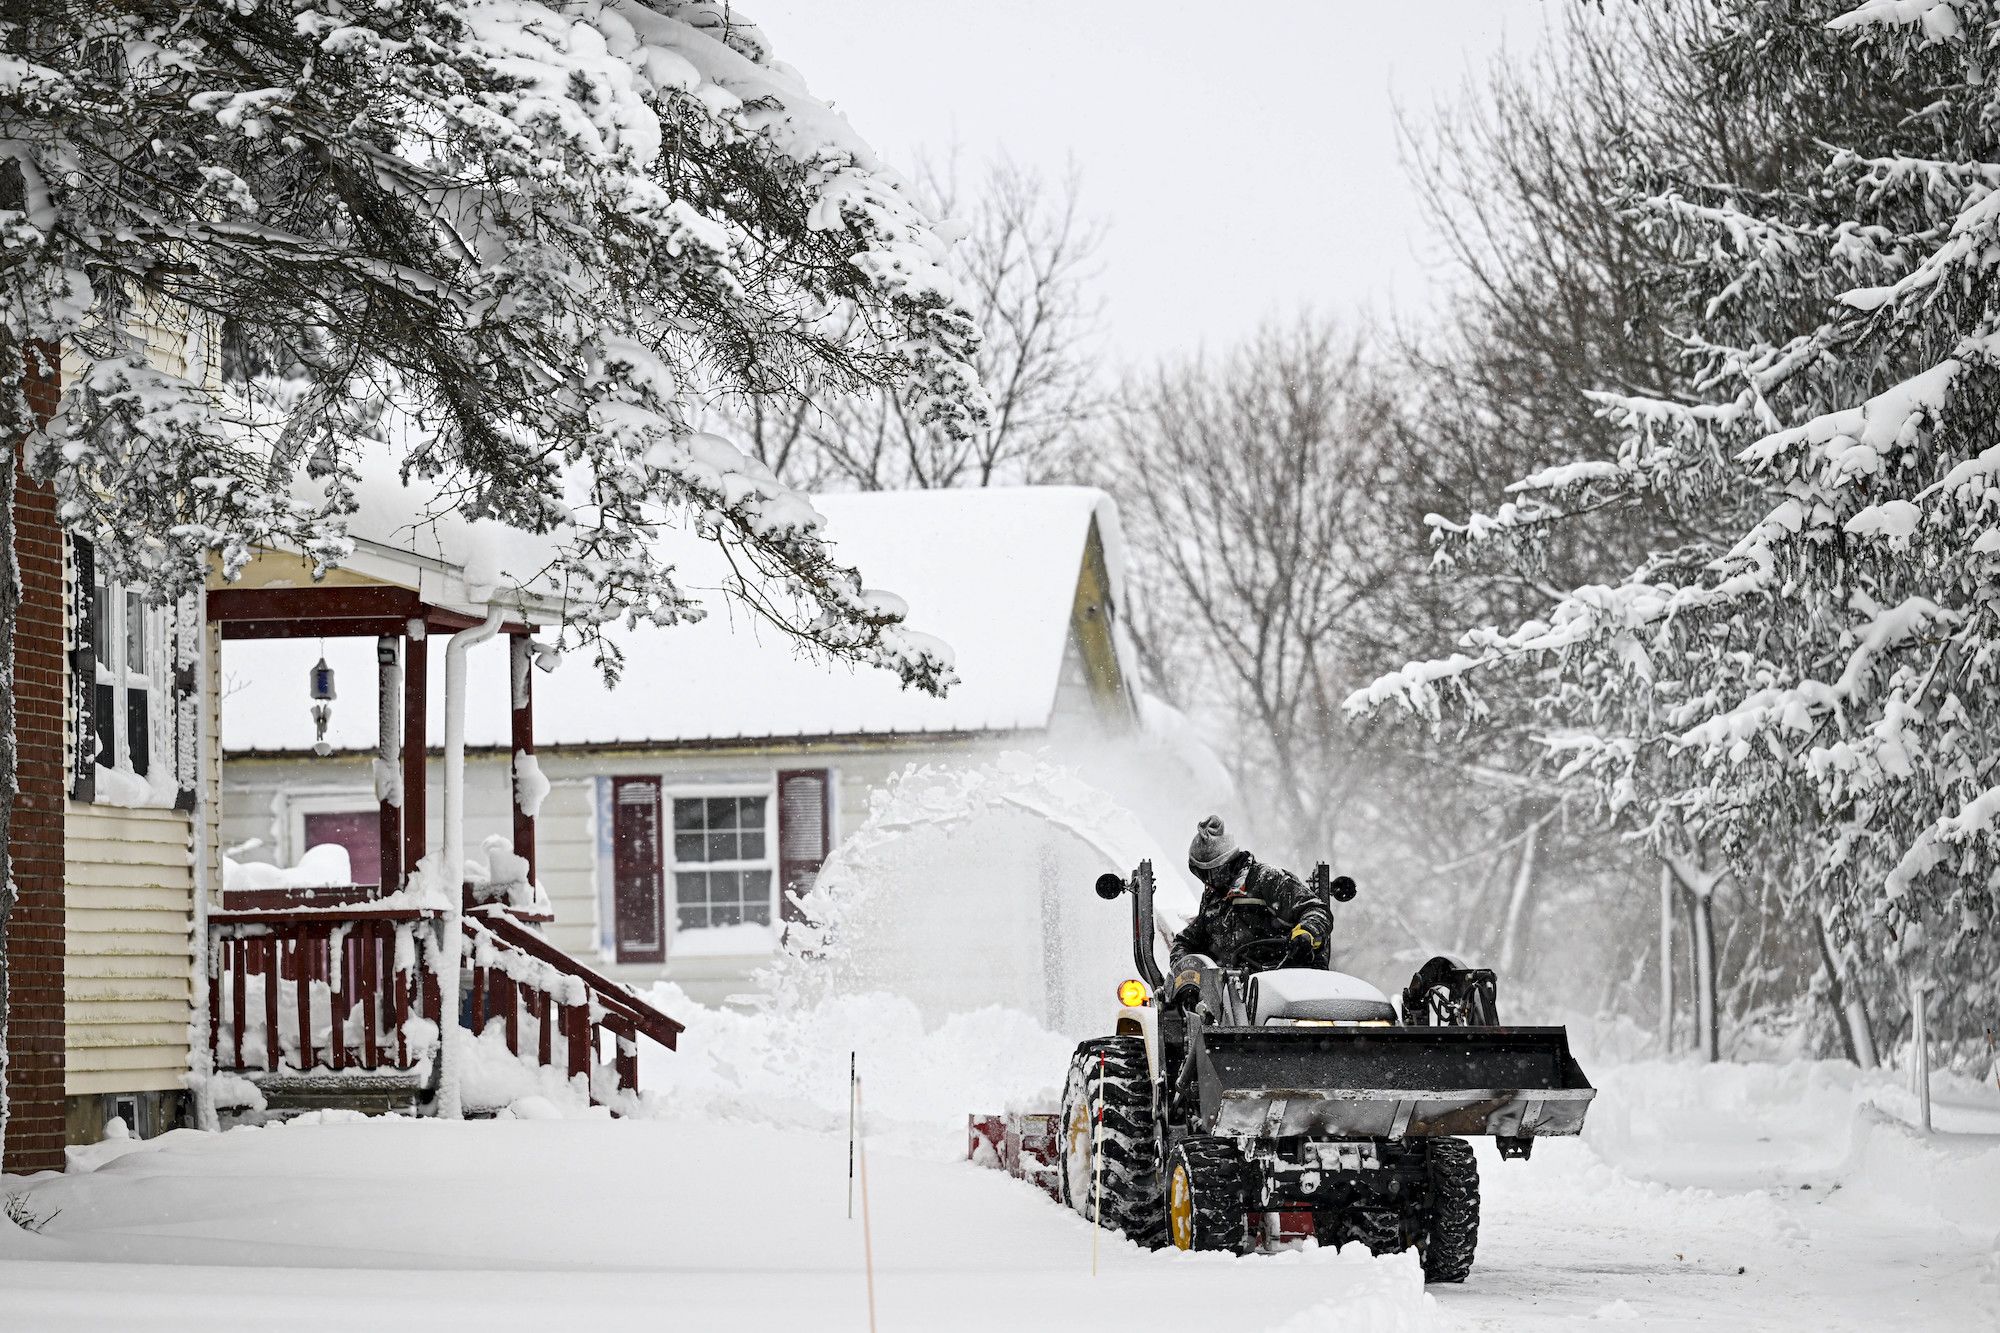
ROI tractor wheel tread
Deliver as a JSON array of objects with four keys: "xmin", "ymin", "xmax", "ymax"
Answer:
[
  {"xmin": 1422, "ymin": 1137, "xmax": 1480, "ymax": 1283},
  {"xmin": 1167, "ymin": 1136, "xmax": 1258, "ymax": 1253},
  {"xmin": 1059, "ymin": 1037, "xmax": 1166, "ymax": 1249}
]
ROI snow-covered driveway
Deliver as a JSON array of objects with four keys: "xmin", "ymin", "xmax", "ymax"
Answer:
[
  {"xmin": 0, "ymin": 1116, "xmax": 1428, "ymax": 1331},
  {"xmin": 2, "ymin": 1059, "xmax": 1996, "ymax": 1332}
]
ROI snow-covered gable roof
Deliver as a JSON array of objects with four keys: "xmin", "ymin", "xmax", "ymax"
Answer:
[{"xmin": 220, "ymin": 486, "xmax": 1126, "ymax": 753}]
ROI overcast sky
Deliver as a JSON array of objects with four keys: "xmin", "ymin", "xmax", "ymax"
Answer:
[{"xmin": 750, "ymin": 0, "xmax": 1560, "ymax": 367}]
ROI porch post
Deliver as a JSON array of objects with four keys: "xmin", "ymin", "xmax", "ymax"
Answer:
[
  {"xmin": 509, "ymin": 633, "xmax": 537, "ymax": 884},
  {"xmin": 402, "ymin": 620, "xmax": 427, "ymax": 889},
  {"xmin": 377, "ymin": 635, "xmax": 402, "ymax": 894}
]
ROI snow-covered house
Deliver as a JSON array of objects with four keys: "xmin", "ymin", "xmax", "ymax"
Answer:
[
  {"xmin": 218, "ymin": 487, "xmax": 1137, "ymax": 1005},
  {"xmin": 6, "ymin": 322, "xmax": 692, "ymax": 1165}
]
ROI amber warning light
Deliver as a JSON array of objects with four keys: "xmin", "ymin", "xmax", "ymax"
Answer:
[{"xmin": 1117, "ymin": 979, "xmax": 1150, "ymax": 1007}]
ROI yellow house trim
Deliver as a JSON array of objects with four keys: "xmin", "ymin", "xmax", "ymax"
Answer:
[{"xmin": 1069, "ymin": 517, "xmax": 1134, "ymax": 725}]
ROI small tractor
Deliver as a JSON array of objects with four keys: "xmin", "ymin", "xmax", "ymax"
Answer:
[{"xmin": 1030, "ymin": 859, "xmax": 1594, "ymax": 1281}]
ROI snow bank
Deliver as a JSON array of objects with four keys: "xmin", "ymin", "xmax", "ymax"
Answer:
[
  {"xmin": 1257, "ymin": 1247, "xmax": 1435, "ymax": 1332},
  {"xmin": 1586, "ymin": 1060, "xmax": 2000, "ymax": 1233},
  {"xmin": 638, "ymin": 983, "xmax": 1074, "ymax": 1159},
  {"xmin": 222, "ymin": 843, "xmax": 354, "ymax": 892}
]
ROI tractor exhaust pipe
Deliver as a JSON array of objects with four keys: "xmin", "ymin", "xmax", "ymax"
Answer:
[{"xmin": 1096, "ymin": 862, "xmax": 1165, "ymax": 991}]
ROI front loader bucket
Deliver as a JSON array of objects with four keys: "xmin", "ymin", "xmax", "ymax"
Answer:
[{"xmin": 1194, "ymin": 1025, "xmax": 1595, "ymax": 1140}]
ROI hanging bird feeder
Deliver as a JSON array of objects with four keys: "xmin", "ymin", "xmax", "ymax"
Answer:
[{"xmin": 309, "ymin": 655, "xmax": 337, "ymax": 757}]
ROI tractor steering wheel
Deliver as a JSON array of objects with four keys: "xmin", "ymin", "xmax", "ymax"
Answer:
[{"xmin": 1230, "ymin": 935, "xmax": 1303, "ymax": 972}]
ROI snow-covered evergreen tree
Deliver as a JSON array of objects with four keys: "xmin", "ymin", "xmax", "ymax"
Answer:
[
  {"xmin": 1, "ymin": 0, "xmax": 984, "ymax": 683},
  {"xmin": 1352, "ymin": 0, "xmax": 2000, "ymax": 1054}
]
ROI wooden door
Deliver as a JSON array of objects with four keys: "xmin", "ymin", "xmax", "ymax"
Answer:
[
  {"xmin": 612, "ymin": 777, "xmax": 665, "ymax": 963},
  {"xmin": 777, "ymin": 769, "xmax": 831, "ymax": 923},
  {"xmin": 301, "ymin": 811, "xmax": 383, "ymax": 887}
]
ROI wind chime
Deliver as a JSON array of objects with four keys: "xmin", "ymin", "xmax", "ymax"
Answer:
[{"xmin": 309, "ymin": 654, "xmax": 337, "ymax": 757}]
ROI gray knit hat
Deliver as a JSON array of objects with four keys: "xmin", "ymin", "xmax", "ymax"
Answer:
[{"xmin": 1187, "ymin": 815, "xmax": 1239, "ymax": 872}]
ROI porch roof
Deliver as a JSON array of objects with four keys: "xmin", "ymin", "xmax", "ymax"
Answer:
[{"xmin": 219, "ymin": 486, "xmax": 1126, "ymax": 753}]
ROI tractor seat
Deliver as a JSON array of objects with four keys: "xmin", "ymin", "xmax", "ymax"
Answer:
[{"xmin": 1248, "ymin": 968, "xmax": 1398, "ymax": 1025}]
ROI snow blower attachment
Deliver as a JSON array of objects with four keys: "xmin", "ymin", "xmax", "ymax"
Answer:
[{"xmin": 974, "ymin": 858, "xmax": 1596, "ymax": 1281}]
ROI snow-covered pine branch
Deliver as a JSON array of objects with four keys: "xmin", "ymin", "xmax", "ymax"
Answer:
[{"xmin": 0, "ymin": 0, "xmax": 989, "ymax": 692}]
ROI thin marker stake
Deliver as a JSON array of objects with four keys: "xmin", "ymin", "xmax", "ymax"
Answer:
[
  {"xmin": 848, "ymin": 1050, "xmax": 856, "ymax": 1221},
  {"xmin": 1092, "ymin": 1050, "xmax": 1105, "ymax": 1276},
  {"xmin": 857, "ymin": 1075, "xmax": 878, "ymax": 1333}
]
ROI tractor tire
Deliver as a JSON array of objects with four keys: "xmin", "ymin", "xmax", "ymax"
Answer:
[
  {"xmin": 1058, "ymin": 1037, "xmax": 1166, "ymax": 1248},
  {"xmin": 1166, "ymin": 1136, "xmax": 1257, "ymax": 1253},
  {"xmin": 1421, "ymin": 1137, "xmax": 1480, "ymax": 1283}
]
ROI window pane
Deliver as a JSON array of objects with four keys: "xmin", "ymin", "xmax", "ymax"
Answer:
[
  {"xmin": 706, "ymin": 796, "xmax": 735, "ymax": 830},
  {"xmin": 673, "ymin": 799, "xmax": 703, "ymax": 832},
  {"xmin": 711, "ymin": 902, "xmax": 743, "ymax": 928},
  {"xmin": 739, "ymin": 796, "xmax": 767, "ymax": 832},
  {"xmin": 674, "ymin": 833, "xmax": 705, "ymax": 863},
  {"xmin": 127, "ymin": 692, "xmax": 149, "ymax": 777},
  {"xmin": 676, "ymin": 903, "xmax": 706, "ymax": 931},
  {"xmin": 125, "ymin": 591, "xmax": 146, "ymax": 673},
  {"xmin": 674, "ymin": 870, "xmax": 709, "ymax": 906},
  {"xmin": 744, "ymin": 869, "xmax": 772, "ymax": 909},
  {"xmin": 739, "ymin": 831, "xmax": 766, "ymax": 861},
  {"xmin": 705, "ymin": 832, "xmax": 734, "ymax": 863},
  {"xmin": 93, "ymin": 683, "xmax": 115, "ymax": 768}
]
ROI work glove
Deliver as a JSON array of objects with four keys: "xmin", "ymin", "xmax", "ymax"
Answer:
[{"xmin": 1288, "ymin": 923, "xmax": 1322, "ymax": 959}]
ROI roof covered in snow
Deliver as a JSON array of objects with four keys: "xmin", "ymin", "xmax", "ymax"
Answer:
[{"xmin": 220, "ymin": 487, "xmax": 1127, "ymax": 752}]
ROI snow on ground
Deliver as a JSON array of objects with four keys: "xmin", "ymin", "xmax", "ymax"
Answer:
[
  {"xmin": 4, "ymin": 986, "xmax": 1998, "ymax": 1331},
  {"xmin": 5, "ymin": 762, "xmax": 1996, "ymax": 1329}
]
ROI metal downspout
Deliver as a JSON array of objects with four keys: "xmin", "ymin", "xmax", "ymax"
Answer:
[{"xmin": 436, "ymin": 603, "xmax": 506, "ymax": 1120}]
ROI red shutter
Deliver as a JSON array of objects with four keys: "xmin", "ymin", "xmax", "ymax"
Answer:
[
  {"xmin": 776, "ymin": 769, "xmax": 831, "ymax": 922},
  {"xmin": 611, "ymin": 777, "xmax": 665, "ymax": 963}
]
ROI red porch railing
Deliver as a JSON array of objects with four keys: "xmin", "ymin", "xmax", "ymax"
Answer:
[
  {"xmin": 463, "ymin": 909, "xmax": 684, "ymax": 1101},
  {"xmin": 209, "ymin": 907, "xmax": 446, "ymax": 1079},
  {"xmin": 208, "ymin": 905, "xmax": 684, "ymax": 1109}
]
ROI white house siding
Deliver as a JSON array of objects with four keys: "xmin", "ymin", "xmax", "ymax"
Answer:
[
  {"xmin": 64, "ymin": 803, "xmax": 195, "ymax": 1098},
  {"xmin": 222, "ymin": 736, "xmax": 1032, "ymax": 1007}
]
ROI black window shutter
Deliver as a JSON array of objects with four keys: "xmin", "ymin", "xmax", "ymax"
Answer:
[
  {"xmin": 776, "ymin": 769, "xmax": 831, "ymax": 923},
  {"xmin": 69, "ymin": 536, "xmax": 96, "ymax": 803}
]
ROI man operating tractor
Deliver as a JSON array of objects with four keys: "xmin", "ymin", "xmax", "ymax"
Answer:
[{"xmin": 1170, "ymin": 815, "xmax": 1332, "ymax": 975}]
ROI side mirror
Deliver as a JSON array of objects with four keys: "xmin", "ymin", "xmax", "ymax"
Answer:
[
  {"xmin": 1330, "ymin": 875, "xmax": 1357, "ymax": 903},
  {"xmin": 1095, "ymin": 872, "xmax": 1128, "ymax": 901}
]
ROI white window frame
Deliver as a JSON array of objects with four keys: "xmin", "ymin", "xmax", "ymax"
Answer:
[
  {"xmin": 277, "ymin": 788, "xmax": 381, "ymax": 871},
  {"xmin": 90, "ymin": 570, "xmax": 178, "ymax": 805},
  {"xmin": 664, "ymin": 782, "xmax": 777, "ymax": 936}
]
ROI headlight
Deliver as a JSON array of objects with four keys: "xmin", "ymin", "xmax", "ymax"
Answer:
[{"xmin": 1117, "ymin": 979, "xmax": 1150, "ymax": 1008}]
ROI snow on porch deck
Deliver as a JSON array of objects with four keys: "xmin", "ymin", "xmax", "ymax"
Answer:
[{"xmin": 0, "ymin": 1116, "xmax": 1433, "ymax": 1332}]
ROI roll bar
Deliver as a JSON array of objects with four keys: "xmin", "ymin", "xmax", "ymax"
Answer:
[{"xmin": 1094, "ymin": 861, "xmax": 1166, "ymax": 991}]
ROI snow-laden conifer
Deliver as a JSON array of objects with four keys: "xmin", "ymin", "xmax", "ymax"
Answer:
[
  {"xmin": 0, "ymin": 0, "xmax": 987, "ymax": 688},
  {"xmin": 1351, "ymin": 0, "xmax": 2000, "ymax": 1040}
]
